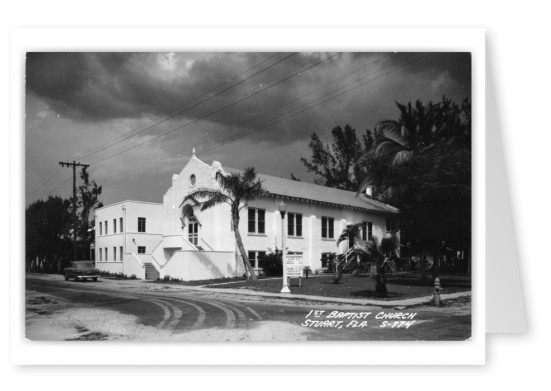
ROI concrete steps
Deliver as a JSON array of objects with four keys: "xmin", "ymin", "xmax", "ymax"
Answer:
[{"xmin": 144, "ymin": 263, "xmax": 160, "ymax": 280}]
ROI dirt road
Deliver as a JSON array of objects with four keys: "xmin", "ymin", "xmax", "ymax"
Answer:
[{"xmin": 25, "ymin": 274, "xmax": 471, "ymax": 341}]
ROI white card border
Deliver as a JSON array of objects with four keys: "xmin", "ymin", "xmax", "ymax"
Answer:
[{"xmin": 10, "ymin": 27, "xmax": 485, "ymax": 365}]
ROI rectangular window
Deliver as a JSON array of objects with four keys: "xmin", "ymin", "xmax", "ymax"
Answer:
[
  {"xmin": 248, "ymin": 208, "xmax": 255, "ymax": 233},
  {"xmin": 386, "ymin": 218, "xmax": 392, "ymax": 233},
  {"xmin": 188, "ymin": 218, "xmax": 198, "ymax": 246},
  {"xmin": 119, "ymin": 217, "xmax": 123, "ymax": 232},
  {"xmin": 105, "ymin": 247, "xmax": 108, "ymax": 261},
  {"xmin": 288, "ymin": 213, "xmax": 302, "ymax": 237},
  {"xmin": 105, "ymin": 221, "xmax": 108, "ymax": 235},
  {"xmin": 119, "ymin": 246, "xmax": 123, "ymax": 261},
  {"xmin": 258, "ymin": 209, "xmax": 265, "ymax": 234},
  {"xmin": 138, "ymin": 217, "xmax": 146, "ymax": 233},
  {"xmin": 99, "ymin": 222, "xmax": 102, "ymax": 235},
  {"xmin": 368, "ymin": 222, "xmax": 373, "ymax": 240},
  {"xmin": 321, "ymin": 217, "xmax": 334, "ymax": 239},
  {"xmin": 99, "ymin": 248, "xmax": 102, "ymax": 261},
  {"xmin": 248, "ymin": 251, "xmax": 267, "ymax": 269},
  {"xmin": 248, "ymin": 251, "xmax": 255, "ymax": 267},
  {"xmin": 113, "ymin": 219, "xmax": 117, "ymax": 234},
  {"xmin": 247, "ymin": 208, "xmax": 266, "ymax": 234},
  {"xmin": 361, "ymin": 222, "xmax": 374, "ymax": 241},
  {"xmin": 288, "ymin": 213, "xmax": 294, "ymax": 236},
  {"xmin": 113, "ymin": 246, "xmax": 117, "ymax": 261},
  {"xmin": 137, "ymin": 246, "xmax": 146, "ymax": 254}
]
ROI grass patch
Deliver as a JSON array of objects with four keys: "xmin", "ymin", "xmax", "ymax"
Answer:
[
  {"xmin": 146, "ymin": 276, "xmax": 253, "ymax": 287},
  {"xmin": 99, "ymin": 271, "xmax": 137, "ymax": 280},
  {"xmin": 205, "ymin": 272, "xmax": 470, "ymax": 301}
]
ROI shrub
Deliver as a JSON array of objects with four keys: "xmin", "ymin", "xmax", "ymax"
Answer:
[{"xmin": 261, "ymin": 252, "xmax": 282, "ymax": 277}]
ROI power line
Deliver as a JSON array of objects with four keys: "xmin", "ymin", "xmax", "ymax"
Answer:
[
  {"xmin": 100, "ymin": 53, "xmax": 407, "ymax": 187},
  {"xmin": 96, "ymin": 52, "xmax": 348, "ymax": 186},
  {"xmin": 87, "ymin": 52, "xmax": 341, "ymax": 166},
  {"xmin": 100, "ymin": 53, "xmax": 424, "ymax": 189},
  {"xmin": 69, "ymin": 53, "xmax": 294, "ymax": 162},
  {"xmin": 196, "ymin": 54, "xmax": 430, "ymax": 155},
  {"xmin": 28, "ymin": 53, "xmax": 286, "ymax": 201},
  {"xmin": 26, "ymin": 167, "xmax": 63, "ymax": 198}
]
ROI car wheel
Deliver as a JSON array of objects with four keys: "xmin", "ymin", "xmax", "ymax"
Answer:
[
  {"xmin": 92, "ymin": 278, "xmax": 97, "ymax": 282},
  {"xmin": 74, "ymin": 276, "xmax": 79, "ymax": 282},
  {"xmin": 64, "ymin": 274, "xmax": 69, "ymax": 281}
]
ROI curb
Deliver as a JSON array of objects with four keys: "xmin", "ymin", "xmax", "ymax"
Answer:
[{"xmin": 169, "ymin": 284, "xmax": 471, "ymax": 307}]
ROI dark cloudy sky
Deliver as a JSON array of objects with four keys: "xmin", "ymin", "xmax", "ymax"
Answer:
[{"xmin": 25, "ymin": 52, "xmax": 471, "ymax": 206}]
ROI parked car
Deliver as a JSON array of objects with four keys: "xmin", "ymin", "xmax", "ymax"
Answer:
[{"xmin": 64, "ymin": 261, "xmax": 100, "ymax": 282}]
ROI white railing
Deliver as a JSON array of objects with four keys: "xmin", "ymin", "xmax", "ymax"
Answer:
[
  {"xmin": 130, "ymin": 253, "xmax": 145, "ymax": 267},
  {"xmin": 200, "ymin": 238, "xmax": 214, "ymax": 251}
]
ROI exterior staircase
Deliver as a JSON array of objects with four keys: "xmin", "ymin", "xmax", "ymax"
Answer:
[{"xmin": 144, "ymin": 263, "xmax": 160, "ymax": 280}]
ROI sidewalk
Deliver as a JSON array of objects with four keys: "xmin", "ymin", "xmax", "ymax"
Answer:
[
  {"xmin": 28, "ymin": 274, "xmax": 471, "ymax": 307},
  {"xmin": 106, "ymin": 275, "xmax": 471, "ymax": 307},
  {"xmin": 174, "ymin": 283, "xmax": 471, "ymax": 307}
]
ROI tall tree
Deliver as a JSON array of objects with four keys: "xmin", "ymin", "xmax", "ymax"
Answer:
[
  {"xmin": 183, "ymin": 167, "xmax": 267, "ymax": 280},
  {"xmin": 26, "ymin": 196, "xmax": 72, "ymax": 272},
  {"xmin": 359, "ymin": 96, "xmax": 471, "ymax": 263},
  {"xmin": 373, "ymin": 99, "xmax": 441, "ymax": 166},
  {"xmin": 72, "ymin": 167, "xmax": 102, "ymax": 259},
  {"xmin": 301, "ymin": 125, "xmax": 366, "ymax": 191}
]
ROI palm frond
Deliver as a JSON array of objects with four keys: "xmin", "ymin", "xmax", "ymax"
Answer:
[
  {"xmin": 392, "ymin": 150, "xmax": 413, "ymax": 165},
  {"xmin": 336, "ymin": 223, "xmax": 363, "ymax": 246},
  {"xmin": 356, "ymin": 175, "xmax": 371, "ymax": 197},
  {"xmin": 183, "ymin": 188, "xmax": 227, "ymax": 202},
  {"xmin": 375, "ymin": 140, "xmax": 401, "ymax": 158},
  {"xmin": 183, "ymin": 188, "xmax": 231, "ymax": 213},
  {"xmin": 198, "ymin": 193, "xmax": 231, "ymax": 211},
  {"xmin": 380, "ymin": 126, "xmax": 408, "ymax": 148}
]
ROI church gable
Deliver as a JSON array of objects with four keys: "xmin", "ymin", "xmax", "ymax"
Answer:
[{"xmin": 172, "ymin": 155, "xmax": 217, "ymax": 203}]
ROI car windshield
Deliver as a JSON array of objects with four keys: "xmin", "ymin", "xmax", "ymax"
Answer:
[{"xmin": 72, "ymin": 262, "xmax": 95, "ymax": 269}]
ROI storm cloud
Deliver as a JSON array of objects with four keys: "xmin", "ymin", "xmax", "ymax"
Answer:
[{"xmin": 25, "ymin": 51, "xmax": 471, "ymax": 206}]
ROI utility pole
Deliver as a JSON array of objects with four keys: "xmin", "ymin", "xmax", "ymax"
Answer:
[{"xmin": 59, "ymin": 161, "xmax": 90, "ymax": 261}]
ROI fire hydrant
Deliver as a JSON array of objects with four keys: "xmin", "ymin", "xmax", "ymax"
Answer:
[{"xmin": 433, "ymin": 277, "xmax": 442, "ymax": 306}]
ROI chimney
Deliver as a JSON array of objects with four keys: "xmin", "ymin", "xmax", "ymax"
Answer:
[{"xmin": 365, "ymin": 186, "xmax": 373, "ymax": 198}]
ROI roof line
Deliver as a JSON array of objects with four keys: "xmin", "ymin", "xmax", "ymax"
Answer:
[{"xmin": 266, "ymin": 193, "xmax": 398, "ymax": 214}]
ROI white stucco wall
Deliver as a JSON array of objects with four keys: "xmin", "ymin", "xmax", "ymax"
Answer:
[
  {"xmin": 96, "ymin": 262, "xmax": 124, "ymax": 275},
  {"xmin": 95, "ymin": 201, "xmax": 164, "ymax": 263},
  {"xmin": 159, "ymin": 156, "xmax": 395, "ymax": 272},
  {"xmin": 95, "ymin": 155, "xmax": 398, "ymax": 279},
  {"xmin": 160, "ymin": 250, "xmax": 241, "ymax": 280},
  {"xmin": 124, "ymin": 254, "xmax": 147, "ymax": 279},
  {"xmin": 234, "ymin": 198, "xmax": 390, "ymax": 271}
]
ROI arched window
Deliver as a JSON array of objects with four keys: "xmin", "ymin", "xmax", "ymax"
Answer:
[{"xmin": 189, "ymin": 174, "xmax": 196, "ymax": 187}]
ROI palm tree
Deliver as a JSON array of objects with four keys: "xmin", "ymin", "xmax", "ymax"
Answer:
[
  {"xmin": 373, "ymin": 99, "xmax": 441, "ymax": 166},
  {"xmin": 332, "ymin": 223, "xmax": 400, "ymax": 284},
  {"xmin": 356, "ymin": 99, "xmax": 443, "ymax": 202},
  {"xmin": 183, "ymin": 167, "xmax": 267, "ymax": 280},
  {"xmin": 330, "ymin": 223, "xmax": 364, "ymax": 283}
]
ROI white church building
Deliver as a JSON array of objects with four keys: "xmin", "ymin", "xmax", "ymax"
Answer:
[{"xmin": 93, "ymin": 152, "xmax": 399, "ymax": 280}]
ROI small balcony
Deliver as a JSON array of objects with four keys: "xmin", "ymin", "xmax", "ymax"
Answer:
[{"xmin": 162, "ymin": 235, "xmax": 184, "ymax": 249}]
